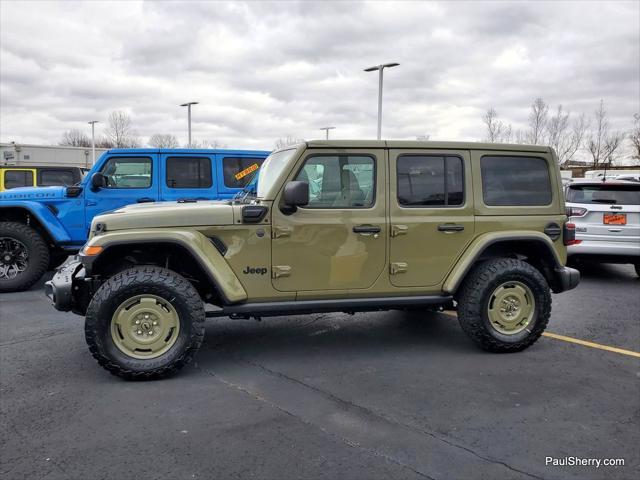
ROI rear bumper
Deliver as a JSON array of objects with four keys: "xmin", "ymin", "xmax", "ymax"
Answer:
[
  {"xmin": 554, "ymin": 266, "xmax": 580, "ymax": 293},
  {"xmin": 569, "ymin": 239, "xmax": 640, "ymax": 259}
]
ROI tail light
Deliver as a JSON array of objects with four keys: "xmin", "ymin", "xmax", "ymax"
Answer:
[
  {"xmin": 563, "ymin": 222, "xmax": 581, "ymax": 246},
  {"xmin": 566, "ymin": 206, "xmax": 587, "ymax": 217}
]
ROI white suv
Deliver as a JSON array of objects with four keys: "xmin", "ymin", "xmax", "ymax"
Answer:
[{"xmin": 566, "ymin": 179, "xmax": 640, "ymax": 276}]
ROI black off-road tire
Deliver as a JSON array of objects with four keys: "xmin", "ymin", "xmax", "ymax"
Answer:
[
  {"xmin": 456, "ymin": 258, "xmax": 551, "ymax": 353},
  {"xmin": 0, "ymin": 222, "xmax": 50, "ymax": 292},
  {"xmin": 85, "ymin": 266, "xmax": 205, "ymax": 380}
]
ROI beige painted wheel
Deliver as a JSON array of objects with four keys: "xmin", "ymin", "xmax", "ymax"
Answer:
[
  {"xmin": 110, "ymin": 295, "xmax": 180, "ymax": 359},
  {"xmin": 487, "ymin": 281, "xmax": 535, "ymax": 335}
]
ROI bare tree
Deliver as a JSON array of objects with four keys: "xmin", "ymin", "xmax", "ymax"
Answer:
[
  {"xmin": 190, "ymin": 139, "xmax": 227, "ymax": 149},
  {"xmin": 527, "ymin": 97, "xmax": 549, "ymax": 145},
  {"xmin": 95, "ymin": 136, "xmax": 115, "ymax": 148},
  {"xmin": 587, "ymin": 100, "xmax": 624, "ymax": 168},
  {"xmin": 60, "ymin": 129, "xmax": 91, "ymax": 147},
  {"xmin": 105, "ymin": 110, "xmax": 139, "ymax": 148},
  {"xmin": 149, "ymin": 134, "xmax": 179, "ymax": 148},
  {"xmin": 483, "ymin": 108, "xmax": 513, "ymax": 143},
  {"xmin": 546, "ymin": 106, "xmax": 587, "ymax": 165},
  {"xmin": 274, "ymin": 135, "xmax": 304, "ymax": 150},
  {"xmin": 631, "ymin": 113, "xmax": 640, "ymax": 161}
]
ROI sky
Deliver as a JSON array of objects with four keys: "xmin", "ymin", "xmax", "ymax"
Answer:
[{"xmin": 1, "ymin": 0, "xmax": 639, "ymax": 156}]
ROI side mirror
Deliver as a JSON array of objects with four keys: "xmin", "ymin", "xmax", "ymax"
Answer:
[
  {"xmin": 91, "ymin": 172, "xmax": 106, "ymax": 190},
  {"xmin": 282, "ymin": 181, "xmax": 309, "ymax": 211}
]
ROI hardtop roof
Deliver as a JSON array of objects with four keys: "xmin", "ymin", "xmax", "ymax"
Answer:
[{"xmin": 303, "ymin": 139, "xmax": 551, "ymax": 152}]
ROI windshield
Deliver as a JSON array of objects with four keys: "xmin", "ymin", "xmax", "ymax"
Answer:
[
  {"xmin": 567, "ymin": 184, "xmax": 640, "ymax": 205},
  {"xmin": 256, "ymin": 148, "xmax": 298, "ymax": 198}
]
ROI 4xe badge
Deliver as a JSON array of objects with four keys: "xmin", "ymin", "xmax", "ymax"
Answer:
[{"xmin": 243, "ymin": 266, "xmax": 268, "ymax": 275}]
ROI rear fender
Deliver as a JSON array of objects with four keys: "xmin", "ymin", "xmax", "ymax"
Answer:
[
  {"xmin": 444, "ymin": 231, "xmax": 563, "ymax": 294},
  {"xmin": 84, "ymin": 228, "xmax": 247, "ymax": 304},
  {"xmin": 0, "ymin": 202, "xmax": 71, "ymax": 243}
]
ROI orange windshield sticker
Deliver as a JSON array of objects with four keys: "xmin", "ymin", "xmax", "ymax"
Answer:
[{"xmin": 234, "ymin": 163, "xmax": 260, "ymax": 181}]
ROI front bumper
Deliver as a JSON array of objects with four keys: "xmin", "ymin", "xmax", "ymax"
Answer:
[
  {"xmin": 554, "ymin": 266, "xmax": 580, "ymax": 293},
  {"xmin": 45, "ymin": 258, "xmax": 92, "ymax": 315}
]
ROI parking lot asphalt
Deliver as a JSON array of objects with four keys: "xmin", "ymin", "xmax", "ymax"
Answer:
[{"xmin": 1, "ymin": 263, "xmax": 639, "ymax": 480}]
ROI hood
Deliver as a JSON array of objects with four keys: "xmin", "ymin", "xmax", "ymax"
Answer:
[
  {"xmin": 91, "ymin": 200, "xmax": 235, "ymax": 233},
  {"xmin": 0, "ymin": 186, "xmax": 66, "ymax": 201}
]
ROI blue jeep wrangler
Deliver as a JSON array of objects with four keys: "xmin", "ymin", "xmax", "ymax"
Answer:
[{"xmin": 0, "ymin": 148, "xmax": 269, "ymax": 292}]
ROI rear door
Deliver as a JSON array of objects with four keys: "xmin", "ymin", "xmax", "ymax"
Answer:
[
  {"xmin": 216, "ymin": 154, "xmax": 266, "ymax": 199},
  {"xmin": 388, "ymin": 149, "xmax": 475, "ymax": 287},
  {"xmin": 160, "ymin": 153, "xmax": 218, "ymax": 201},
  {"xmin": 567, "ymin": 183, "xmax": 640, "ymax": 241}
]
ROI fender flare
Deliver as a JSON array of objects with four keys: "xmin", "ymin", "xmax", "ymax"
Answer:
[
  {"xmin": 443, "ymin": 231, "xmax": 563, "ymax": 294},
  {"xmin": 0, "ymin": 201, "xmax": 71, "ymax": 243},
  {"xmin": 84, "ymin": 228, "xmax": 247, "ymax": 304}
]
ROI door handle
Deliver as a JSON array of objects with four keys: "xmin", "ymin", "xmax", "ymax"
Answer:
[
  {"xmin": 437, "ymin": 224, "xmax": 464, "ymax": 233},
  {"xmin": 353, "ymin": 225, "xmax": 381, "ymax": 234},
  {"xmin": 137, "ymin": 197, "xmax": 154, "ymax": 203},
  {"xmin": 85, "ymin": 200, "xmax": 97, "ymax": 206}
]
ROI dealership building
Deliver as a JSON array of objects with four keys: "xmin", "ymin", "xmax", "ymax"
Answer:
[{"xmin": 1, "ymin": 142, "xmax": 109, "ymax": 168}]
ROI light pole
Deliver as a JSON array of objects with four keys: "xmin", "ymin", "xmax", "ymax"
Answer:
[
  {"xmin": 364, "ymin": 62, "xmax": 399, "ymax": 140},
  {"xmin": 88, "ymin": 120, "xmax": 98, "ymax": 165},
  {"xmin": 180, "ymin": 102, "xmax": 199, "ymax": 147},
  {"xmin": 319, "ymin": 126, "xmax": 335, "ymax": 140}
]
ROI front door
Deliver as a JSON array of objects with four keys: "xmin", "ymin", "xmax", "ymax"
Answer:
[
  {"xmin": 84, "ymin": 154, "xmax": 158, "ymax": 233},
  {"xmin": 388, "ymin": 149, "xmax": 475, "ymax": 287},
  {"xmin": 271, "ymin": 149, "xmax": 387, "ymax": 292}
]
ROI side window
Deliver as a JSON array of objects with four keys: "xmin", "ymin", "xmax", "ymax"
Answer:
[
  {"xmin": 4, "ymin": 170, "xmax": 33, "ymax": 189},
  {"xmin": 222, "ymin": 157, "xmax": 265, "ymax": 188},
  {"xmin": 481, "ymin": 156, "xmax": 552, "ymax": 206},
  {"xmin": 166, "ymin": 157, "xmax": 212, "ymax": 188},
  {"xmin": 101, "ymin": 157, "xmax": 152, "ymax": 189},
  {"xmin": 294, "ymin": 155, "xmax": 375, "ymax": 208},
  {"xmin": 397, "ymin": 155, "xmax": 464, "ymax": 207},
  {"xmin": 39, "ymin": 169, "xmax": 75, "ymax": 186}
]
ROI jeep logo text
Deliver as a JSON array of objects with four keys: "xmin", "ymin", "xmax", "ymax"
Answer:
[{"xmin": 243, "ymin": 266, "xmax": 268, "ymax": 275}]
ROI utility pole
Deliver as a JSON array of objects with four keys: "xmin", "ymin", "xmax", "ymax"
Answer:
[
  {"xmin": 88, "ymin": 120, "xmax": 98, "ymax": 165},
  {"xmin": 319, "ymin": 126, "xmax": 335, "ymax": 140},
  {"xmin": 180, "ymin": 102, "xmax": 199, "ymax": 147},
  {"xmin": 364, "ymin": 63, "xmax": 399, "ymax": 140}
]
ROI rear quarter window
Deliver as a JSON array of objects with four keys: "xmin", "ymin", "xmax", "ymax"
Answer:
[{"xmin": 481, "ymin": 156, "xmax": 552, "ymax": 206}]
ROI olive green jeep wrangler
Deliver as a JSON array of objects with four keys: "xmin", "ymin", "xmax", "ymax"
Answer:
[{"xmin": 46, "ymin": 141, "xmax": 580, "ymax": 379}]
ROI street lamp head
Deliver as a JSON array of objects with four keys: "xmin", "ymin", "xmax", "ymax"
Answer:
[
  {"xmin": 180, "ymin": 102, "xmax": 199, "ymax": 107},
  {"xmin": 364, "ymin": 63, "xmax": 399, "ymax": 72},
  {"xmin": 88, "ymin": 120, "xmax": 98, "ymax": 125}
]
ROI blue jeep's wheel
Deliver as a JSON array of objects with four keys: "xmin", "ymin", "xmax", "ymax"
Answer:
[{"xmin": 0, "ymin": 222, "xmax": 50, "ymax": 292}]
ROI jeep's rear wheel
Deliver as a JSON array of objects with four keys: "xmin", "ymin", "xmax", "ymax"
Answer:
[
  {"xmin": 456, "ymin": 258, "xmax": 551, "ymax": 352},
  {"xmin": 0, "ymin": 222, "xmax": 49, "ymax": 292},
  {"xmin": 85, "ymin": 266, "xmax": 205, "ymax": 380}
]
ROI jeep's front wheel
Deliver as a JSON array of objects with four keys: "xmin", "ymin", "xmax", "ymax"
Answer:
[
  {"xmin": 456, "ymin": 258, "xmax": 551, "ymax": 352},
  {"xmin": 85, "ymin": 267, "xmax": 205, "ymax": 380},
  {"xmin": 0, "ymin": 222, "xmax": 49, "ymax": 292}
]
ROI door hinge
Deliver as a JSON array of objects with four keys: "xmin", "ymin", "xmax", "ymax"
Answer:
[
  {"xmin": 272, "ymin": 265, "xmax": 292, "ymax": 279},
  {"xmin": 390, "ymin": 225, "xmax": 408, "ymax": 237},
  {"xmin": 390, "ymin": 262, "xmax": 408, "ymax": 275},
  {"xmin": 272, "ymin": 226, "xmax": 292, "ymax": 239}
]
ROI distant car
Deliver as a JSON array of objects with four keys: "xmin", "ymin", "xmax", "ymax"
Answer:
[
  {"xmin": 0, "ymin": 165, "xmax": 87, "ymax": 191},
  {"xmin": 614, "ymin": 173, "xmax": 640, "ymax": 182},
  {"xmin": 565, "ymin": 179, "xmax": 640, "ymax": 276}
]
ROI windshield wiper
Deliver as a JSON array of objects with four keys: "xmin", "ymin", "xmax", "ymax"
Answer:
[{"xmin": 233, "ymin": 171, "xmax": 259, "ymax": 203}]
